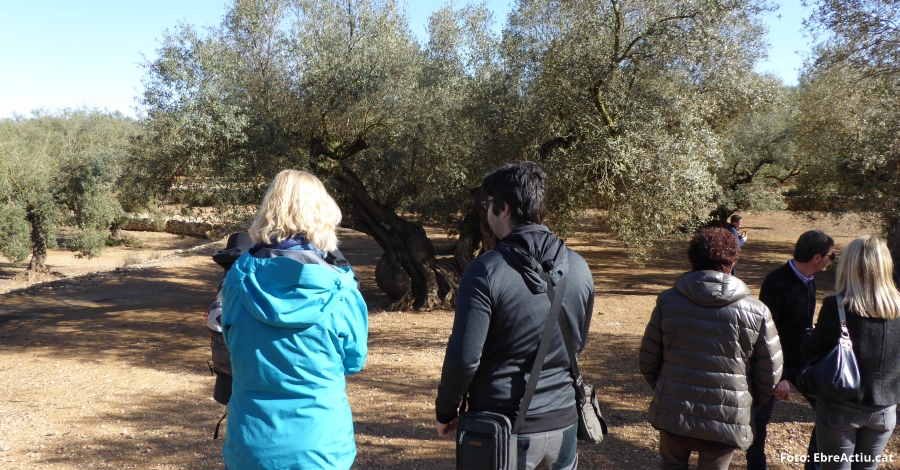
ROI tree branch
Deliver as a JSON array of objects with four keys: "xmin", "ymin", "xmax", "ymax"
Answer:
[
  {"xmin": 730, "ymin": 157, "xmax": 774, "ymax": 190},
  {"xmin": 590, "ymin": 84, "xmax": 619, "ymax": 136},
  {"xmin": 8, "ymin": 168, "xmax": 23, "ymax": 194}
]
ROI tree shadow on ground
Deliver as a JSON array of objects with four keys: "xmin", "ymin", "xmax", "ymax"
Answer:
[
  {"xmin": 570, "ymin": 234, "xmax": 838, "ymax": 299},
  {"xmin": 346, "ymin": 327, "xmax": 676, "ymax": 469},
  {"xmin": 33, "ymin": 387, "xmax": 227, "ymax": 470},
  {"xmin": 0, "ymin": 254, "xmax": 220, "ymax": 373}
]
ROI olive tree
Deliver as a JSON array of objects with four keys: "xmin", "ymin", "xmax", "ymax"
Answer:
[
  {"xmin": 137, "ymin": 0, "xmax": 511, "ymax": 309},
  {"xmin": 794, "ymin": 0, "xmax": 900, "ymax": 261},
  {"xmin": 711, "ymin": 81, "xmax": 799, "ymax": 223},
  {"xmin": 0, "ymin": 110, "xmax": 137, "ymax": 272},
  {"xmin": 504, "ymin": 0, "xmax": 777, "ymax": 254},
  {"xmin": 137, "ymin": 0, "xmax": 780, "ymax": 307}
]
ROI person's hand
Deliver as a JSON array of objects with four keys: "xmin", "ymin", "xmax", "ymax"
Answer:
[
  {"xmin": 774, "ymin": 379, "xmax": 791, "ymax": 401},
  {"xmin": 741, "ymin": 230, "xmax": 748, "ymax": 240},
  {"xmin": 436, "ymin": 418, "xmax": 458, "ymax": 438}
]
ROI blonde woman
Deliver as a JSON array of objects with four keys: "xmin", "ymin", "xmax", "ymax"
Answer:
[
  {"xmin": 801, "ymin": 236, "xmax": 900, "ymax": 470},
  {"xmin": 221, "ymin": 170, "xmax": 368, "ymax": 470}
]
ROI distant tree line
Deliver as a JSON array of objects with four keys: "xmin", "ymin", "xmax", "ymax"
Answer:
[
  {"xmin": 0, "ymin": 109, "xmax": 139, "ymax": 275},
  {"xmin": 1, "ymin": 0, "xmax": 897, "ymax": 306}
]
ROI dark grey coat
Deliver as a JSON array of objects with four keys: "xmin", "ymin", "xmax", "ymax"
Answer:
[
  {"xmin": 435, "ymin": 225, "xmax": 595, "ymax": 433},
  {"xmin": 639, "ymin": 270, "xmax": 783, "ymax": 450}
]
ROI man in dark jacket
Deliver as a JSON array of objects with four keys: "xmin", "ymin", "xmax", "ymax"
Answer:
[
  {"xmin": 435, "ymin": 162, "xmax": 595, "ymax": 469},
  {"xmin": 746, "ymin": 230, "xmax": 835, "ymax": 470},
  {"xmin": 640, "ymin": 227, "xmax": 782, "ymax": 470}
]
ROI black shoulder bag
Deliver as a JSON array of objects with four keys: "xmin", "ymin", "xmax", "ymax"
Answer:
[
  {"xmin": 455, "ymin": 272, "xmax": 569, "ymax": 470},
  {"xmin": 536, "ymin": 270, "xmax": 608, "ymax": 445},
  {"xmin": 797, "ymin": 294, "xmax": 861, "ymax": 402}
]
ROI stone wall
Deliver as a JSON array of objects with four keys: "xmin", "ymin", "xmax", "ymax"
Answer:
[{"xmin": 120, "ymin": 215, "xmax": 222, "ymax": 239}]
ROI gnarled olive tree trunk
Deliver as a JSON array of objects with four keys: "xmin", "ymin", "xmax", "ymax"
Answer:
[
  {"xmin": 310, "ymin": 140, "xmax": 481, "ymax": 310},
  {"xmin": 25, "ymin": 198, "xmax": 54, "ymax": 275}
]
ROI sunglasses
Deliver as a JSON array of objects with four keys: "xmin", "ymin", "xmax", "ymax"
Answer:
[
  {"xmin": 824, "ymin": 252, "xmax": 837, "ymax": 261},
  {"xmin": 480, "ymin": 198, "xmax": 494, "ymax": 210}
]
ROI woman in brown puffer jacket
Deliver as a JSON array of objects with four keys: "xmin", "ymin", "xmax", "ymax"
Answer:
[{"xmin": 639, "ymin": 227, "xmax": 783, "ymax": 470}]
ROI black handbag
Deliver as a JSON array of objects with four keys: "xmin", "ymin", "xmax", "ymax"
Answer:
[
  {"xmin": 797, "ymin": 295, "xmax": 862, "ymax": 402},
  {"xmin": 456, "ymin": 267, "xmax": 571, "ymax": 470}
]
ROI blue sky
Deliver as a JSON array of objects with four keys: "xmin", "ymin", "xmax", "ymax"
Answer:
[{"xmin": 0, "ymin": 1, "xmax": 813, "ymax": 119}]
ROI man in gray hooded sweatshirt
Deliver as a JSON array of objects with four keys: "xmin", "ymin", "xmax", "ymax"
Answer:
[
  {"xmin": 435, "ymin": 161, "xmax": 595, "ymax": 469},
  {"xmin": 639, "ymin": 227, "xmax": 783, "ymax": 470}
]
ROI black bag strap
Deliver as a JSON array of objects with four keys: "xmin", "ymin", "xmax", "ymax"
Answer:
[
  {"xmin": 213, "ymin": 411, "xmax": 227, "ymax": 440},
  {"xmin": 536, "ymin": 269, "xmax": 587, "ymax": 404},
  {"xmin": 512, "ymin": 261, "xmax": 569, "ymax": 434}
]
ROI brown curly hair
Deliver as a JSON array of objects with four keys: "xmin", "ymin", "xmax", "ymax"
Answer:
[{"xmin": 688, "ymin": 227, "xmax": 740, "ymax": 273}]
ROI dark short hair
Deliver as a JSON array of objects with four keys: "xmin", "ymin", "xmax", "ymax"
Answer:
[
  {"xmin": 688, "ymin": 227, "xmax": 741, "ymax": 273},
  {"xmin": 793, "ymin": 230, "xmax": 834, "ymax": 262},
  {"xmin": 481, "ymin": 162, "xmax": 548, "ymax": 226},
  {"xmin": 730, "ymin": 214, "xmax": 742, "ymax": 224}
]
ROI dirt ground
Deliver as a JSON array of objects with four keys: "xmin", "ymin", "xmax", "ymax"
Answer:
[{"xmin": 1, "ymin": 211, "xmax": 899, "ymax": 469}]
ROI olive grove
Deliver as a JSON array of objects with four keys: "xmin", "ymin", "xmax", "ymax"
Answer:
[
  {"xmin": 133, "ymin": 0, "xmax": 784, "ymax": 308},
  {"xmin": 793, "ymin": 0, "xmax": 900, "ymax": 262},
  {"xmin": 0, "ymin": 110, "xmax": 139, "ymax": 273}
]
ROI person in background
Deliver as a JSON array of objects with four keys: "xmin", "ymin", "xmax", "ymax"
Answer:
[
  {"xmin": 221, "ymin": 170, "xmax": 368, "ymax": 470},
  {"xmin": 727, "ymin": 214, "xmax": 747, "ymax": 276},
  {"xmin": 639, "ymin": 227, "xmax": 782, "ymax": 470},
  {"xmin": 801, "ymin": 236, "xmax": 900, "ymax": 470},
  {"xmin": 747, "ymin": 230, "xmax": 835, "ymax": 470},
  {"xmin": 204, "ymin": 232, "xmax": 253, "ymax": 409}
]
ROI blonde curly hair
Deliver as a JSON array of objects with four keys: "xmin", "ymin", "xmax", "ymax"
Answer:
[{"xmin": 248, "ymin": 170, "xmax": 341, "ymax": 253}]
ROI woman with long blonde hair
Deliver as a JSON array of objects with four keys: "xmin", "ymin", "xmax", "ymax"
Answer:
[
  {"xmin": 221, "ymin": 170, "xmax": 368, "ymax": 470},
  {"xmin": 802, "ymin": 235, "xmax": 900, "ymax": 470}
]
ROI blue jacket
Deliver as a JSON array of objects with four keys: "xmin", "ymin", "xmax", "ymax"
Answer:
[
  {"xmin": 728, "ymin": 224, "xmax": 746, "ymax": 247},
  {"xmin": 221, "ymin": 247, "xmax": 368, "ymax": 470}
]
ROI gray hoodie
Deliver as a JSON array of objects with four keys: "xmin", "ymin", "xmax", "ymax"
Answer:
[{"xmin": 435, "ymin": 225, "xmax": 595, "ymax": 433}]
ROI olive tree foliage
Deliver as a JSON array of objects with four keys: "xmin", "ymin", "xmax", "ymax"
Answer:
[
  {"xmin": 711, "ymin": 81, "xmax": 798, "ymax": 222},
  {"xmin": 503, "ymin": 0, "xmax": 776, "ymax": 254},
  {"xmin": 794, "ymin": 0, "xmax": 900, "ymax": 260},
  {"xmin": 136, "ymin": 0, "xmax": 510, "ymax": 309},
  {"xmin": 136, "ymin": 0, "xmax": 778, "ymax": 306},
  {"xmin": 0, "ymin": 110, "xmax": 137, "ymax": 271}
]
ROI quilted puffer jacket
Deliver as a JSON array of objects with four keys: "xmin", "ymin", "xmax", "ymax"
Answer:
[{"xmin": 639, "ymin": 270, "xmax": 783, "ymax": 450}]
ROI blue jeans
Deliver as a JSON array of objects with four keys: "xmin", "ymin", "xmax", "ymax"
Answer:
[
  {"xmin": 517, "ymin": 422, "xmax": 578, "ymax": 470},
  {"xmin": 815, "ymin": 401, "xmax": 896, "ymax": 470}
]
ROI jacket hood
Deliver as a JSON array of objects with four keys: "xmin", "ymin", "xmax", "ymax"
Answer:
[
  {"xmin": 675, "ymin": 270, "xmax": 750, "ymax": 307},
  {"xmin": 498, "ymin": 225, "xmax": 568, "ymax": 295},
  {"xmin": 225, "ymin": 250, "xmax": 356, "ymax": 329}
]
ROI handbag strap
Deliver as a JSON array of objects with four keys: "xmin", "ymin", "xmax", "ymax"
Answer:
[
  {"xmin": 836, "ymin": 294, "xmax": 850, "ymax": 338},
  {"xmin": 511, "ymin": 255, "xmax": 569, "ymax": 435}
]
